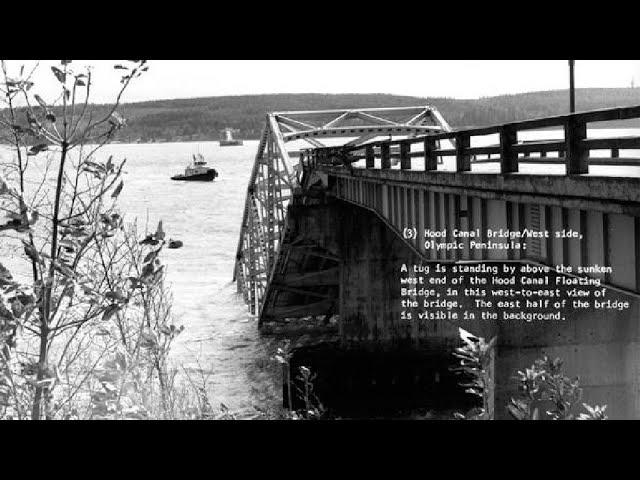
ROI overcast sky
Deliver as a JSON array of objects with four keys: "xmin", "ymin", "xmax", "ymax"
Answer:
[{"xmin": 4, "ymin": 60, "xmax": 640, "ymax": 104}]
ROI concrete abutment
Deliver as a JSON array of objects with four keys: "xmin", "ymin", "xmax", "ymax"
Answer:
[{"xmin": 283, "ymin": 198, "xmax": 640, "ymax": 419}]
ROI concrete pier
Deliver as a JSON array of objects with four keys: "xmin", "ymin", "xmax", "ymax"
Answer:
[{"xmin": 277, "ymin": 197, "xmax": 639, "ymax": 418}]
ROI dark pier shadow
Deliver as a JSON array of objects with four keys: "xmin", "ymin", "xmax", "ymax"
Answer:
[{"xmin": 285, "ymin": 342, "xmax": 479, "ymax": 419}]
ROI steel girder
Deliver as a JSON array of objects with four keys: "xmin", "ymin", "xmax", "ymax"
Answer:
[{"xmin": 233, "ymin": 106, "xmax": 452, "ymax": 318}]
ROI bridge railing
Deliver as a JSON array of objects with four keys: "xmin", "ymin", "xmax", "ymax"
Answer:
[{"xmin": 302, "ymin": 104, "xmax": 640, "ymax": 175}]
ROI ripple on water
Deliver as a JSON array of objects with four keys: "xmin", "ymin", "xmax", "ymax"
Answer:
[{"xmin": 0, "ymin": 141, "xmax": 282, "ymax": 414}]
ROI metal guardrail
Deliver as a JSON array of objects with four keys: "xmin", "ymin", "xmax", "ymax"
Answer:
[{"xmin": 302, "ymin": 105, "xmax": 640, "ymax": 175}]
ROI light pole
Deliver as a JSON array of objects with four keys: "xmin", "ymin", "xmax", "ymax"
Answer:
[{"xmin": 569, "ymin": 60, "xmax": 576, "ymax": 113}]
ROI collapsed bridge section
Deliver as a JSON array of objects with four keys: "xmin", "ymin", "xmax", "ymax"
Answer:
[{"xmin": 233, "ymin": 106, "xmax": 452, "ymax": 326}]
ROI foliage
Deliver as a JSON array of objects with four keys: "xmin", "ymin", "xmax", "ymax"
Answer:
[
  {"xmin": 272, "ymin": 341, "xmax": 326, "ymax": 420},
  {"xmin": 451, "ymin": 329, "xmax": 608, "ymax": 421},
  {"xmin": 273, "ymin": 339, "xmax": 294, "ymax": 411},
  {"xmin": 83, "ymin": 220, "xmax": 188, "ymax": 420},
  {"xmin": 290, "ymin": 365, "xmax": 325, "ymax": 420},
  {"xmin": 0, "ymin": 60, "xmax": 191, "ymax": 419},
  {"xmin": 451, "ymin": 328, "xmax": 496, "ymax": 420},
  {"xmin": 508, "ymin": 355, "xmax": 608, "ymax": 421}
]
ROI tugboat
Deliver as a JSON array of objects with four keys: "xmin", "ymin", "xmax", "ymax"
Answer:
[
  {"xmin": 171, "ymin": 154, "xmax": 218, "ymax": 181},
  {"xmin": 219, "ymin": 128, "xmax": 243, "ymax": 146}
]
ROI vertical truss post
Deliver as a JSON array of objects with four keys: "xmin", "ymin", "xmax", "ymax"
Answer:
[
  {"xmin": 266, "ymin": 133, "xmax": 276, "ymax": 271},
  {"xmin": 247, "ymin": 203, "xmax": 257, "ymax": 315}
]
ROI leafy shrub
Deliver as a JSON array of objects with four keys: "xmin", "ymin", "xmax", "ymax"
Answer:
[{"xmin": 508, "ymin": 355, "xmax": 607, "ymax": 421}]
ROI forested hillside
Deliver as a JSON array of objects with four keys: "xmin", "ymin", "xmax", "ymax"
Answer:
[
  {"xmin": 112, "ymin": 89, "xmax": 640, "ymax": 142},
  {"xmin": 7, "ymin": 90, "xmax": 640, "ymax": 143}
]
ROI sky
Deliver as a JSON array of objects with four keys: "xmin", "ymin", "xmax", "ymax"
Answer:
[{"xmin": 3, "ymin": 60, "xmax": 640, "ymax": 104}]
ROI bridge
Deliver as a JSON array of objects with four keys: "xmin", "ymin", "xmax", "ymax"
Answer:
[{"xmin": 233, "ymin": 104, "xmax": 640, "ymax": 418}]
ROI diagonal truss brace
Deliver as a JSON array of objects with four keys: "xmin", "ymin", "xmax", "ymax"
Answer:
[{"xmin": 233, "ymin": 105, "xmax": 453, "ymax": 319}]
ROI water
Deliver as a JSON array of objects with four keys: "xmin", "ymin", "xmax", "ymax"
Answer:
[
  {"xmin": 112, "ymin": 141, "xmax": 282, "ymax": 413},
  {"xmin": 0, "ymin": 140, "xmax": 282, "ymax": 415}
]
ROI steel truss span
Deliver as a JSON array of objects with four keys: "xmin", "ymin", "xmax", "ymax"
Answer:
[{"xmin": 233, "ymin": 106, "xmax": 452, "ymax": 318}]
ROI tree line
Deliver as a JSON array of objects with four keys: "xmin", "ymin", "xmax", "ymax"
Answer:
[{"xmin": 6, "ymin": 89, "xmax": 640, "ymax": 145}]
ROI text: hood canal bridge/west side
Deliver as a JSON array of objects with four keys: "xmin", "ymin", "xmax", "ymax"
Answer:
[{"xmin": 233, "ymin": 105, "xmax": 640, "ymax": 418}]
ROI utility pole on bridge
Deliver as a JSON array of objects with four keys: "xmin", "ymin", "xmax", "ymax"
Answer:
[{"xmin": 569, "ymin": 60, "xmax": 576, "ymax": 113}]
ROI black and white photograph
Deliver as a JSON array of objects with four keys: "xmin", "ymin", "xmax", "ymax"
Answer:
[{"xmin": 1, "ymin": 59, "xmax": 640, "ymax": 421}]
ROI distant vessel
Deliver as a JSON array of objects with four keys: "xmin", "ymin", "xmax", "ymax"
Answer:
[
  {"xmin": 219, "ymin": 128, "xmax": 243, "ymax": 146},
  {"xmin": 171, "ymin": 154, "xmax": 218, "ymax": 181}
]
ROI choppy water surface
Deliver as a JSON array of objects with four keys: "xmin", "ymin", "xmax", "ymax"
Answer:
[
  {"xmin": 0, "ymin": 140, "xmax": 281, "ymax": 416},
  {"xmin": 111, "ymin": 141, "xmax": 281, "ymax": 414}
]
